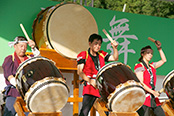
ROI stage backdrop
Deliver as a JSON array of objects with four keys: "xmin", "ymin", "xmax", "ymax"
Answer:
[{"xmin": 0, "ymin": 0, "xmax": 173, "ymax": 75}]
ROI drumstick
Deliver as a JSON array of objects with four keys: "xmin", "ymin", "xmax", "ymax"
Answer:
[
  {"xmin": 148, "ymin": 37, "xmax": 156, "ymax": 43},
  {"xmin": 102, "ymin": 29, "xmax": 114, "ymax": 43},
  {"xmin": 20, "ymin": 23, "xmax": 31, "ymax": 41},
  {"xmin": 158, "ymin": 88, "xmax": 164, "ymax": 94},
  {"xmin": 148, "ymin": 37, "xmax": 160, "ymax": 46},
  {"xmin": 20, "ymin": 23, "xmax": 37, "ymax": 52}
]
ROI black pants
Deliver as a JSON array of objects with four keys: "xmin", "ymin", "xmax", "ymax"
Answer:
[
  {"xmin": 79, "ymin": 94, "xmax": 97, "ymax": 116},
  {"xmin": 137, "ymin": 105, "xmax": 165, "ymax": 116}
]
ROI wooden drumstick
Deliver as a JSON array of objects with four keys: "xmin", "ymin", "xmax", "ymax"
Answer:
[
  {"xmin": 20, "ymin": 23, "xmax": 37, "ymax": 52},
  {"xmin": 20, "ymin": 23, "xmax": 31, "ymax": 41},
  {"xmin": 158, "ymin": 88, "xmax": 165, "ymax": 94},
  {"xmin": 148, "ymin": 37, "xmax": 160, "ymax": 46},
  {"xmin": 148, "ymin": 37, "xmax": 156, "ymax": 43},
  {"xmin": 102, "ymin": 29, "xmax": 114, "ymax": 43}
]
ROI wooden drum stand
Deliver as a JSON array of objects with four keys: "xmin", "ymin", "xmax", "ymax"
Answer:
[{"xmin": 162, "ymin": 100, "xmax": 174, "ymax": 116}]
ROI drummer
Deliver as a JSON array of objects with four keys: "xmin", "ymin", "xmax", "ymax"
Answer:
[
  {"xmin": 77, "ymin": 33, "xmax": 119, "ymax": 116},
  {"xmin": 134, "ymin": 40, "xmax": 167, "ymax": 116},
  {"xmin": 2, "ymin": 36, "xmax": 40, "ymax": 116}
]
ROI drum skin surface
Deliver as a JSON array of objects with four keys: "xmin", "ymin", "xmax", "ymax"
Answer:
[
  {"xmin": 15, "ymin": 56, "xmax": 69, "ymax": 112},
  {"xmin": 96, "ymin": 62, "xmax": 145, "ymax": 112},
  {"xmin": 33, "ymin": 2, "xmax": 98, "ymax": 59},
  {"xmin": 162, "ymin": 70, "xmax": 174, "ymax": 102},
  {"xmin": 25, "ymin": 77, "xmax": 69, "ymax": 112}
]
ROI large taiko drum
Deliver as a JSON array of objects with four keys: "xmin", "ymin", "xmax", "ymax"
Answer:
[
  {"xmin": 32, "ymin": 2, "xmax": 98, "ymax": 59},
  {"xmin": 162, "ymin": 70, "xmax": 174, "ymax": 105},
  {"xmin": 96, "ymin": 62, "xmax": 146, "ymax": 112},
  {"xmin": 15, "ymin": 56, "xmax": 69, "ymax": 112}
]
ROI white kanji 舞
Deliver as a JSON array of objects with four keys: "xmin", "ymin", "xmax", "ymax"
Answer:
[{"xmin": 103, "ymin": 15, "xmax": 138, "ymax": 64}]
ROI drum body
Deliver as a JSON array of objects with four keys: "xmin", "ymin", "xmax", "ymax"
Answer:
[
  {"xmin": 162, "ymin": 70, "xmax": 174, "ymax": 103},
  {"xmin": 96, "ymin": 62, "xmax": 145, "ymax": 112},
  {"xmin": 32, "ymin": 2, "xmax": 98, "ymax": 59},
  {"xmin": 15, "ymin": 56, "xmax": 69, "ymax": 112}
]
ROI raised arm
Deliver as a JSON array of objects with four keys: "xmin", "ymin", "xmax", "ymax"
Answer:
[
  {"xmin": 154, "ymin": 40, "xmax": 167, "ymax": 69},
  {"xmin": 108, "ymin": 40, "xmax": 119, "ymax": 61}
]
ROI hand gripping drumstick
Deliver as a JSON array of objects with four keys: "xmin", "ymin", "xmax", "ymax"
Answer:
[
  {"xmin": 102, "ymin": 29, "xmax": 114, "ymax": 43},
  {"xmin": 20, "ymin": 23, "xmax": 35, "ymax": 48},
  {"xmin": 158, "ymin": 88, "xmax": 164, "ymax": 94},
  {"xmin": 148, "ymin": 37, "xmax": 160, "ymax": 46},
  {"xmin": 20, "ymin": 23, "xmax": 40, "ymax": 56}
]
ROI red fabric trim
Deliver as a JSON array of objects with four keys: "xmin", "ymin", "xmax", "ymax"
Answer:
[{"xmin": 14, "ymin": 52, "xmax": 29, "ymax": 66}]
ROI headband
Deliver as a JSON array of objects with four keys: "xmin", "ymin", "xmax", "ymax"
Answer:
[
  {"xmin": 8, "ymin": 37, "xmax": 28, "ymax": 48},
  {"xmin": 141, "ymin": 48, "xmax": 153, "ymax": 54}
]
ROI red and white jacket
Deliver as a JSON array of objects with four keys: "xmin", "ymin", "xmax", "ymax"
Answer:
[
  {"xmin": 134, "ymin": 62, "xmax": 161, "ymax": 107},
  {"xmin": 77, "ymin": 50, "xmax": 109, "ymax": 97}
]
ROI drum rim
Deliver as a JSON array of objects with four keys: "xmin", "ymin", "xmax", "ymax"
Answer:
[
  {"xmin": 108, "ymin": 83, "xmax": 145, "ymax": 111},
  {"xmin": 15, "ymin": 56, "xmax": 55, "ymax": 79},
  {"xmin": 32, "ymin": 5, "xmax": 53, "ymax": 45},
  {"xmin": 15, "ymin": 56, "xmax": 63, "ymax": 98},
  {"xmin": 96, "ymin": 62, "xmax": 123, "ymax": 80},
  {"xmin": 45, "ymin": 2, "xmax": 98, "ymax": 59},
  {"xmin": 26, "ymin": 78, "xmax": 69, "ymax": 112},
  {"xmin": 162, "ymin": 70, "xmax": 174, "ymax": 88}
]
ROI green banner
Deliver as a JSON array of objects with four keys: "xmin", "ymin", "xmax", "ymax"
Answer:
[
  {"xmin": 86, "ymin": 7, "xmax": 174, "ymax": 75},
  {"xmin": 0, "ymin": 0, "xmax": 173, "ymax": 75}
]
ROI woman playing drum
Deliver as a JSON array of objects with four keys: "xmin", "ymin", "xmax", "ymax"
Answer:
[{"xmin": 134, "ymin": 40, "xmax": 167, "ymax": 116}]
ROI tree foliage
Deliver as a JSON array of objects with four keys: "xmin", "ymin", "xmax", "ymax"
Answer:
[{"xmin": 51, "ymin": 0, "xmax": 174, "ymax": 19}]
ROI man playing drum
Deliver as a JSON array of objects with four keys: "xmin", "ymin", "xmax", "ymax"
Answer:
[
  {"xmin": 134, "ymin": 40, "xmax": 167, "ymax": 116},
  {"xmin": 2, "ymin": 36, "xmax": 39, "ymax": 116},
  {"xmin": 77, "ymin": 33, "xmax": 119, "ymax": 116}
]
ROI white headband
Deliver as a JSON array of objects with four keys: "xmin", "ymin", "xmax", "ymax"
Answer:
[{"xmin": 8, "ymin": 37, "xmax": 28, "ymax": 48}]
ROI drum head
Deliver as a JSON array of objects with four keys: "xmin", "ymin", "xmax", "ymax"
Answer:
[
  {"xmin": 46, "ymin": 3, "xmax": 98, "ymax": 59},
  {"xmin": 25, "ymin": 77, "xmax": 69, "ymax": 112},
  {"xmin": 109, "ymin": 85, "xmax": 145, "ymax": 112}
]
